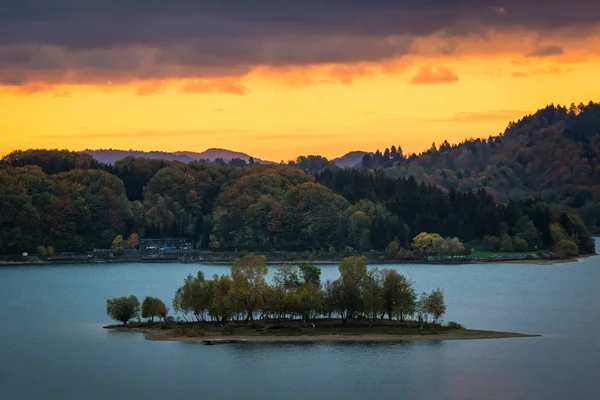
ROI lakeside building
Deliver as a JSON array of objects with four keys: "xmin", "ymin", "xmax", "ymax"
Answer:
[{"xmin": 138, "ymin": 238, "xmax": 194, "ymax": 251}]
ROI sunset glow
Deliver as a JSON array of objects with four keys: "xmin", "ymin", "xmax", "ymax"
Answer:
[{"xmin": 2, "ymin": 2, "xmax": 600, "ymax": 161}]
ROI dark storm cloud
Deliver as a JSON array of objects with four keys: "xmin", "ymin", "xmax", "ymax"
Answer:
[{"xmin": 0, "ymin": 0, "xmax": 598, "ymax": 84}]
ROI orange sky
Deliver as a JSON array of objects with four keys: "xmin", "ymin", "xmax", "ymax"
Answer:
[{"xmin": 2, "ymin": 29, "xmax": 600, "ymax": 161}]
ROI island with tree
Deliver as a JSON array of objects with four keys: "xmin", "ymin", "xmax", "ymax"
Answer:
[{"xmin": 105, "ymin": 255, "xmax": 538, "ymax": 342}]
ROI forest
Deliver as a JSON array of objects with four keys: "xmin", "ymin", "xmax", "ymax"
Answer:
[
  {"xmin": 357, "ymin": 102, "xmax": 600, "ymax": 234},
  {"xmin": 0, "ymin": 146, "xmax": 594, "ymax": 259}
]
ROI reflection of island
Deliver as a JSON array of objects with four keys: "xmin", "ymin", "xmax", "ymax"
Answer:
[
  {"xmin": 105, "ymin": 320, "xmax": 539, "ymax": 343},
  {"xmin": 104, "ymin": 254, "xmax": 540, "ymax": 343}
]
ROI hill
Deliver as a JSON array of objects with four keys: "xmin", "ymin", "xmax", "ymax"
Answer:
[
  {"xmin": 1, "ymin": 149, "xmax": 593, "ymax": 258},
  {"xmin": 333, "ymin": 151, "xmax": 371, "ymax": 168},
  {"xmin": 83, "ymin": 148, "xmax": 270, "ymax": 165},
  {"xmin": 359, "ymin": 102, "xmax": 600, "ymax": 233}
]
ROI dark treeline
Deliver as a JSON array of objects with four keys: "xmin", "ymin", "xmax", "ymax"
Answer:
[{"xmin": 0, "ymin": 149, "xmax": 594, "ymax": 258}]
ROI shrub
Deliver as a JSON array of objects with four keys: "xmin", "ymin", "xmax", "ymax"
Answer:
[
  {"xmin": 447, "ymin": 321, "xmax": 465, "ymax": 329},
  {"xmin": 222, "ymin": 322, "xmax": 237, "ymax": 335}
]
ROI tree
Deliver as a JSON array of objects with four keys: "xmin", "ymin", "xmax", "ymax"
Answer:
[
  {"xmin": 380, "ymin": 269, "xmax": 416, "ymax": 321},
  {"xmin": 37, "ymin": 245, "xmax": 48, "ymax": 257},
  {"xmin": 484, "ymin": 235, "xmax": 501, "ymax": 251},
  {"xmin": 431, "ymin": 236, "xmax": 449, "ymax": 256},
  {"xmin": 514, "ymin": 216, "xmax": 540, "ymax": 249},
  {"xmin": 385, "ymin": 239, "xmax": 400, "ymax": 258},
  {"xmin": 156, "ymin": 301, "xmax": 169, "ymax": 322},
  {"xmin": 127, "ymin": 233, "xmax": 139, "ymax": 249},
  {"xmin": 141, "ymin": 296, "xmax": 167, "ymax": 322},
  {"xmin": 500, "ymin": 234, "xmax": 513, "ymax": 252},
  {"xmin": 555, "ymin": 239, "xmax": 579, "ymax": 259},
  {"xmin": 172, "ymin": 271, "xmax": 212, "ymax": 322},
  {"xmin": 425, "ymin": 289, "xmax": 446, "ymax": 324},
  {"xmin": 106, "ymin": 295, "xmax": 140, "ymax": 324},
  {"xmin": 208, "ymin": 274, "xmax": 233, "ymax": 322},
  {"xmin": 299, "ymin": 263, "xmax": 321, "ymax": 286},
  {"xmin": 446, "ymin": 237, "xmax": 465, "ymax": 256},
  {"xmin": 273, "ymin": 264, "xmax": 301, "ymax": 290},
  {"xmin": 362, "ymin": 268, "xmax": 383, "ymax": 323},
  {"xmin": 112, "ymin": 235, "xmax": 125, "ymax": 255},
  {"xmin": 338, "ymin": 256, "xmax": 367, "ymax": 285},
  {"xmin": 411, "ymin": 232, "xmax": 443, "ymax": 255},
  {"xmin": 512, "ymin": 235, "xmax": 528, "ymax": 252},
  {"xmin": 297, "ymin": 283, "xmax": 323, "ymax": 322},
  {"xmin": 230, "ymin": 254, "xmax": 268, "ymax": 324}
]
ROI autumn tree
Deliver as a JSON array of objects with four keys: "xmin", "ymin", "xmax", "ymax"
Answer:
[
  {"xmin": 411, "ymin": 232, "xmax": 444, "ymax": 255},
  {"xmin": 230, "ymin": 254, "xmax": 268, "ymax": 324},
  {"xmin": 172, "ymin": 271, "xmax": 212, "ymax": 322},
  {"xmin": 141, "ymin": 297, "xmax": 167, "ymax": 322},
  {"xmin": 333, "ymin": 256, "xmax": 367, "ymax": 323},
  {"xmin": 112, "ymin": 235, "xmax": 125, "ymax": 255},
  {"xmin": 37, "ymin": 245, "xmax": 48, "ymax": 257},
  {"xmin": 555, "ymin": 239, "xmax": 579, "ymax": 259},
  {"xmin": 127, "ymin": 233, "xmax": 139, "ymax": 249}
]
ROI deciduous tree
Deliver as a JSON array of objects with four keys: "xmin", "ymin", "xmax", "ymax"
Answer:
[{"xmin": 106, "ymin": 295, "xmax": 140, "ymax": 324}]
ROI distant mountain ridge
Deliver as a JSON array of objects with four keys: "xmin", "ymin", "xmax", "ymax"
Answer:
[
  {"xmin": 332, "ymin": 151, "xmax": 372, "ymax": 168},
  {"xmin": 83, "ymin": 148, "xmax": 270, "ymax": 165}
]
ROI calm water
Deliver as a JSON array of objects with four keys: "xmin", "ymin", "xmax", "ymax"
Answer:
[{"xmin": 1, "ymin": 242, "xmax": 599, "ymax": 400}]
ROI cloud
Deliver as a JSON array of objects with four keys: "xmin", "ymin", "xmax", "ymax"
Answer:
[
  {"xmin": 512, "ymin": 71, "xmax": 527, "ymax": 77},
  {"xmin": 180, "ymin": 79, "xmax": 248, "ymax": 95},
  {"xmin": 135, "ymin": 81, "xmax": 166, "ymax": 96},
  {"xmin": 410, "ymin": 66, "xmax": 459, "ymax": 85},
  {"xmin": 526, "ymin": 45, "xmax": 564, "ymax": 57},
  {"xmin": 428, "ymin": 110, "xmax": 528, "ymax": 122},
  {"xmin": 0, "ymin": 1, "xmax": 598, "ymax": 87}
]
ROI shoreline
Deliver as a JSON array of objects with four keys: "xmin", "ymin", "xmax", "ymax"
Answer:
[
  {"xmin": 0, "ymin": 256, "xmax": 585, "ymax": 267},
  {"xmin": 106, "ymin": 325, "xmax": 540, "ymax": 343}
]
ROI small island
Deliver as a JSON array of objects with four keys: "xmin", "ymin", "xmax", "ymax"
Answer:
[{"xmin": 105, "ymin": 254, "xmax": 539, "ymax": 343}]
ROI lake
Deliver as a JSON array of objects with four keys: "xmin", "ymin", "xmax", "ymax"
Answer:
[{"xmin": 1, "ymin": 242, "xmax": 599, "ymax": 400}]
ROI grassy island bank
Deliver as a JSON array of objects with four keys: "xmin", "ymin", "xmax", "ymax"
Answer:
[{"xmin": 104, "ymin": 320, "xmax": 539, "ymax": 343}]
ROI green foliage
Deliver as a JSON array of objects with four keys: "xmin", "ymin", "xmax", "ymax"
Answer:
[
  {"xmin": 447, "ymin": 321, "xmax": 465, "ymax": 329},
  {"xmin": 106, "ymin": 295, "xmax": 141, "ymax": 324},
  {"xmin": 230, "ymin": 254, "xmax": 268, "ymax": 322},
  {"xmin": 366, "ymin": 102, "xmax": 600, "ymax": 234},
  {"xmin": 0, "ymin": 148, "xmax": 595, "ymax": 256},
  {"xmin": 0, "ymin": 163, "xmax": 131, "ymax": 254},
  {"xmin": 511, "ymin": 235, "xmax": 529, "ymax": 252},
  {"xmin": 380, "ymin": 269, "xmax": 416, "ymax": 321},
  {"xmin": 141, "ymin": 296, "xmax": 168, "ymax": 322},
  {"xmin": 298, "ymin": 263, "xmax": 321, "ymax": 286},
  {"xmin": 500, "ymin": 234, "xmax": 513, "ymax": 252},
  {"xmin": 1, "ymin": 149, "xmax": 104, "ymax": 174},
  {"xmin": 555, "ymin": 239, "xmax": 580, "ymax": 259},
  {"xmin": 417, "ymin": 289, "xmax": 446, "ymax": 324}
]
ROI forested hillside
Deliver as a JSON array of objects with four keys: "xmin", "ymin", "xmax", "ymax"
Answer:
[
  {"xmin": 359, "ymin": 102, "xmax": 600, "ymax": 233},
  {"xmin": 0, "ymin": 150, "xmax": 594, "ymax": 258}
]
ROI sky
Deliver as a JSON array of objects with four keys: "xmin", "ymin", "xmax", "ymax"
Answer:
[{"xmin": 2, "ymin": 1, "xmax": 600, "ymax": 161}]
